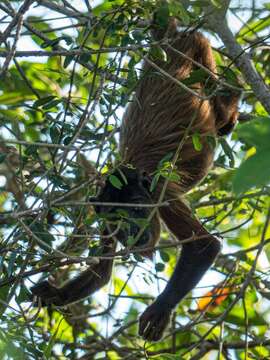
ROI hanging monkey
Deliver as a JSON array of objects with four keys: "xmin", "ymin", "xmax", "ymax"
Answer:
[{"xmin": 31, "ymin": 19, "xmax": 240, "ymax": 341}]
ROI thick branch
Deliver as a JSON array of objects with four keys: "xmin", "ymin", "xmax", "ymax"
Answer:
[
  {"xmin": 205, "ymin": 3, "xmax": 270, "ymax": 114},
  {"xmin": 37, "ymin": 0, "xmax": 88, "ymax": 19}
]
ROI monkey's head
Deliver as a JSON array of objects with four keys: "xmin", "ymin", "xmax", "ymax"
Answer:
[{"xmin": 93, "ymin": 166, "xmax": 155, "ymax": 251}]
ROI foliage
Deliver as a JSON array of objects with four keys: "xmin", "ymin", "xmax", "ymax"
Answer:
[{"xmin": 0, "ymin": 0, "xmax": 270, "ymax": 359}]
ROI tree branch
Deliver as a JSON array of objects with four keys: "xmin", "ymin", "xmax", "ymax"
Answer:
[
  {"xmin": 205, "ymin": 2, "xmax": 270, "ymax": 114},
  {"xmin": 37, "ymin": 0, "xmax": 88, "ymax": 19},
  {"xmin": 0, "ymin": 0, "xmax": 35, "ymax": 45}
]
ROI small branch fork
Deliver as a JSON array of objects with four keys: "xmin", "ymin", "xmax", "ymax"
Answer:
[
  {"xmin": 204, "ymin": 0, "xmax": 270, "ymax": 113},
  {"xmin": 0, "ymin": 0, "xmax": 35, "ymax": 46}
]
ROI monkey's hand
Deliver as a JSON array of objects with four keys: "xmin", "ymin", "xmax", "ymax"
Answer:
[
  {"xmin": 31, "ymin": 281, "xmax": 66, "ymax": 307},
  {"xmin": 139, "ymin": 301, "xmax": 172, "ymax": 341}
]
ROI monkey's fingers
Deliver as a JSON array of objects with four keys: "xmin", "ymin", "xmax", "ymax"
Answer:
[
  {"xmin": 139, "ymin": 303, "xmax": 171, "ymax": 342},
  {"xmin": 31, "ymin": 281, "xmax": 65, "ymax": 307}
]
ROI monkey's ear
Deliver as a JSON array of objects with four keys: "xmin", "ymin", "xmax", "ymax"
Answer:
[{"xmin": 151, "ymin": 16, "xmax": 178, "ymax": 41}]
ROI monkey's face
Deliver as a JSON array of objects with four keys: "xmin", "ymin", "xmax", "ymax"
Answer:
[{"xmin": 94, "ymin": 168, "xmax": 153, "ymax": 249}]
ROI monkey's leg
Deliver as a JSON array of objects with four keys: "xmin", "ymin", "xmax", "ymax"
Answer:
[
  {"xmin": 31, "ymin": 238, "xmax": 116, "ymax": 306},
  {"xmin": 197, "ymin": 35, "xmax": 241, "ymax": 136},
  {"xmin": 191, "ymin": 33, "xmax": 240, "ymax": 136},
  {"xmin": 139, "ymin": 197, "xmax": 221, "ymax": 341}
]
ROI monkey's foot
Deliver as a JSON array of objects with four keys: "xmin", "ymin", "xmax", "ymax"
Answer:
[
  {"xmin": 139, "ymin": 302, "xmax": 171, "ymax": 341},
  {"xmin": 31, "ymin": 281, "xmax": 65, "ymax": 307}
]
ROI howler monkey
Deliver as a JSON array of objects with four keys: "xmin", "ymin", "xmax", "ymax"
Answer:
[{"xmin": 31, "ymin": 21, "xmax": 240, "ymax": 341}]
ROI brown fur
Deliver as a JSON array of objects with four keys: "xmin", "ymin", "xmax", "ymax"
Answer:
[
  {"xmin": 120, "ymin": 29, "xmax": 239, "ymax": 253},
  {"xmin": 31, "ymin": 24, "xmax": 240, "ymax": 342},
  {"xmin": 121, "ymin": 30, "xmax": 236, "ymax": 190}
]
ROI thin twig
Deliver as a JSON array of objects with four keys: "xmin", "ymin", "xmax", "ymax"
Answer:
[{"xmin": 0, "ymin": 0, "xmax": 35, "ymax": 45}]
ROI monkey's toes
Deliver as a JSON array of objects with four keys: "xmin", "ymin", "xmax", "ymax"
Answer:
[{"xmin": 139, "ymin": 302, "xmax": 171, "ymax": 341}]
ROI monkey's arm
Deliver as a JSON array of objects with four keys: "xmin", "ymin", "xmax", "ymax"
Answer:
[
  {"xmin": 31, "ymin": 238, "xmax": 116, "ymax": 306},
  {"xmin": 139, "ymin": 198, "xmax": 221, "ymax": 341},
  {"xmin": 214, "ymin": 91, "xmax": 241, "ymax": 136}
]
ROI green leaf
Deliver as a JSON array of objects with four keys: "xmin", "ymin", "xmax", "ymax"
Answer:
[
  {"xmin": 239, "ymin": 17, "xmax": 270, "ymax": 38},
  {"xmin": 30, "ymin": 223, "xmax": 55, "ymax": 250},
  {"xmin": 41, "ymin": 38, "xmax": 60, "ymax": 48},
  {"xmin": 16, "ymin": 285, "xmax": 30, "ymax": 303},
  {"xmin": 183, "ymin": 68, "xmax": 209, "ymax": 86},
  {"xmin": 160, "ymin": 250, "xmax": 170, "ymax": 262},
  {"xmin": 132, "ymin": 30, "xmax": 145, "ymax": 42},
  {"xmin": 79, "ymin": 53, "xmax": 91, "ymax": 64},
  {"xmin": 63, "ymin": 136, "xmax": 72, "ymax": 145},
  {"xmin": 48, "ymin": 173, "xmax": 69, "ymax": 190},
  {"xmin": 150, "ymin": 173, "xmax": 160, "ymax": 192},
  {"xmin": 133, "ymin": 218, "xmax": 149, "ymax": 228},
  {"xmin": 219, "ymin": 66, "xmax": 239, "ymax": 86},
  {"xmin": 109, "ymin": 174, "xmax": 123, "ymax": 189},
  {"xmin": 233, "ymin": 150, "xmax": 270, "ymax": 194},
  {"xmin": 61, "ymin": 35, "xmax": 73, "ymax": 45},
  {"xmin": 127, "ymin": 236, "xmax": 137, "ymax": 246},
  {"xmin": 165, "ymin": 172, "xmax": 181, "ymax": 182},
  {"xmin": 44, "ymin": 318, "xmax": 64, "ymax": 358},
  {"xmin": 115, "ymin": 208, "xmax": 129, "ymax": 217},
  {"xmin": 0, "ymin": 92, "xmax": 33, "ymax": 105},
  {"xmin": 224, "ymin": 299, "xmax": 267, "ymax": 326},
  {"xmin": 152, "ymin": 354, "xmax": 180, "ymax": 359},
  {"xmin": 192, "ymin": 132, "xmax": 203, "ymax": 151},
  {"xmin": 7, "ymin": 252, "xmax": 17, "ymax": 277},
  {"xmin": 49, "ymin": 126, "xmax": 61, "ymax": 144},
  {"xmin": 63, "ymin": 54, "xmax": 75, "ymax": 68},
  {"xmin": 154, "ymin": 1, "xmax": 170, "ymax": 29},
  {"xmin": 158, "ymin": 152, "xmax": 173, "ymax": 168},
  {"xmin": 236, "ymin": 117, "xmax": 270, "ymax": 149},
  {"xmin": 42, "ymin": 99, "xmax": 61, "ymax": 110},
  {"xmin": 220, "ymin": 138, "xmax": 235, "ymax": 167},
  {"xmin": 149, "ymin": 46, "xmax": 167, "ymax": 62},
  {"xmin": 25, "ymin": 145, "xmax": 38, "ymax": 157},
  {"xmin": 117, "ymin": 168, "xmax": 128, "ymax": 185},
  {"xmin": 155, "ymin": 262, "xmax": 165, "ymax": 272},
  {"xmin": 206, "ymin": 135, "xmax": 217, "ymax": 149},
  {"xmin": 134, "ymin": 253, "xmax": 144, "ymax": 262},
  {"xmin": 211, "ymin": 0, "xmax": 223, "ymax": 7},
  {"xmin": 193, "ymin": 0, "xmax": 210, "ymax": 6},
  {"xmin": 0, "ymin": 285, "xmax": 9, "ymax": 314},
  {"xmin": 169, "ymin": 1, "xmax": 190, "ymax": 25},
  {"xmin": 33, "ymin": 96, "xmax": 56, "ymax": 107},
  {"xmin": 41, "ymin": 35, "xmax": 72, "ymax": 49}
]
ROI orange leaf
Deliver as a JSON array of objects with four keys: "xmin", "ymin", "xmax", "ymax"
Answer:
[{"xmin": 196, "ymin": 284, "xmax": 231, "ymax": 312}]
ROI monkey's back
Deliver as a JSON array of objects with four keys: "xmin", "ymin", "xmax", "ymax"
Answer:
[{"xmin": 120, "ymin": 31, "xmax": 218, "ymax": 193}]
